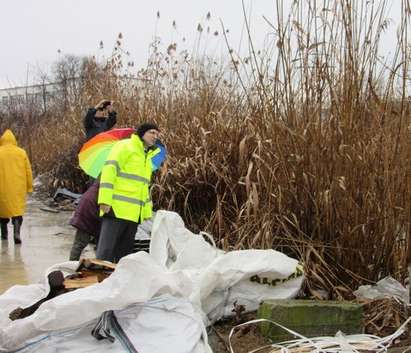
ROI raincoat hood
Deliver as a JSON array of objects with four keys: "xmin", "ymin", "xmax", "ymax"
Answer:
[{"xmin": 0, "ymin": 129, "xmax": 17, "ymax": 146}]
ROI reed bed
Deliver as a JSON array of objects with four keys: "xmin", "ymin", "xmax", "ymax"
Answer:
[{"xmin": 1, "ymin": 0, "xmax": 410, "ymax": 298}]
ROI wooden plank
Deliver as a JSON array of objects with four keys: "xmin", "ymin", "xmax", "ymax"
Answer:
[
  {"xmin": 75, "ymin": 258, "xmax": 116, "ymax": 272},
  {"xmin": 89, "ymin": 259, "xmax": 116, "ymax": 269},
  {"xmin": 64, "ymin": 275, "xmax": 99, "ymax": 289}
]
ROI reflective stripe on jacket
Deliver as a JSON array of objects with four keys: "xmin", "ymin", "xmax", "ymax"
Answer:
[{"xmin": 98, "ymin": 134, "xmax": 160, "ymax": 223}]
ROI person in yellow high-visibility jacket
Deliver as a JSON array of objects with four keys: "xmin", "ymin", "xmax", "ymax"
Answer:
[{"xmin": 96, "ymin": 123, "xmax": 161, "ymax": 263}]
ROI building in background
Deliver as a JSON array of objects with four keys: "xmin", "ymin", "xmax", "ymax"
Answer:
[{"xmin": 0, "ymin": 82, "xmax": 61, "ymax": 112}]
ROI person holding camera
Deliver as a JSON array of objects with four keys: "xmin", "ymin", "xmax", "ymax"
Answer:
[{"xmin": 84, "ymin": 99, "xmax": 117, "ymax": 141}]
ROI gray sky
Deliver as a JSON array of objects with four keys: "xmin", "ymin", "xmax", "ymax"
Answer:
[{"xmin": 0, "ymin": 0, "xmax": 402, "ymax": 89}]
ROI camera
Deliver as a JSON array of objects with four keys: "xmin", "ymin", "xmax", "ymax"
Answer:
[{"xmin": 102, "ymin": 100, "xmax": 111, "ymax": 108}]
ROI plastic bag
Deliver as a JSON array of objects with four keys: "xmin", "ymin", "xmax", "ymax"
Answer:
[
  {"xmin": 354, "ymin": 276, "xmax": 408, "ymax": 302},
  {"xmin": 150, "ymin": 211, "xmax": 304, "ymax": 323}
]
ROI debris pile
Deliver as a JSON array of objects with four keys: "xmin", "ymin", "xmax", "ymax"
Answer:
[{"xmin": 8, "ymin": 259, "xmax": 115, "ymax": 321}]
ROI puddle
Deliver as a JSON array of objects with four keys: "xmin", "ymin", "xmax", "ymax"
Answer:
[{"xmin": 0, "ymin": 197, "xmax": 95, "ymax": 294}]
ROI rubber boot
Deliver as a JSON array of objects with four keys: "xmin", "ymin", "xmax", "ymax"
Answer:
[
  {"xmin": 13, "ymin": 218, "xmax": 22, "ymax": 244},
  {"xmin": 1, "ymin": 223, "xmax": 7, "ymax": 240}
]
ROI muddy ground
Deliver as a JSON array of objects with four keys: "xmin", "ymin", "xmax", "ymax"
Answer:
[{"xmin": 0, "ymin": 195, "xmax": 95, "ymax": 294}]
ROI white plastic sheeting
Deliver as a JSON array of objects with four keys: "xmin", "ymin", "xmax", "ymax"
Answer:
[
  {"xmin": 354, "ymin": 276, "xmax": 409, "ymax": 303},
  {"xmin": 0, "ymin": 210, "xmax": 304, "ymax": 352},
  {"xmin": 0, "ymin": 252, "xmax": 193, "ymax": 351},
  {"xmin": 13, "ymin": 296, "xmax": 210, "ymax": 353},
  {"xmin": 150, "ymin": 211, "xmax": 304, "ymax": 323}
]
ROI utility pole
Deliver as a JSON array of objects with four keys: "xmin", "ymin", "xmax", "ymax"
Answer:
[{"xmin": 25, "ymin": 63, "xmax": 32, "ymax": 161}]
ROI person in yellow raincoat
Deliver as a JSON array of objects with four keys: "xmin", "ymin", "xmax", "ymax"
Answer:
[{"xmin": 0, "ymin": 129, "xmax": 33, "ymax": 244}]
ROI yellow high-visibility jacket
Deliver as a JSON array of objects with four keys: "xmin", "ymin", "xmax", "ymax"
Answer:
[
  {"xmin": 98, "ymin": 134, "xmax": 160, "ymax": 223},
  {"xmin": 0, "ymin": 129, "xmax": 33, "ymax": 218}
]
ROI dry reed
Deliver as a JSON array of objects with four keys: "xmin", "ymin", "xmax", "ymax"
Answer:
[{"xmin": 0, "ymin": 0, "xmax": 410, "ymax": 298}]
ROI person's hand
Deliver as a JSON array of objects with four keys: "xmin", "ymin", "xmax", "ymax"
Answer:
[
  {"xmin": 106, "ymin": 101, "xmax": 114, "ymax": 113},
  {"xmin": 160, "ymin": 161, "xmax": 168, "ymax": 178},
  {"xmin": 100, "ymin": 204, "xmax": 111, "ymax": 214},
  {"xmin": 95, "ymin": 100, "xmax": 107, "ymax": 110}
]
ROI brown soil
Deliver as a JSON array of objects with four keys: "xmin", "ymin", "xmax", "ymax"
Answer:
[{"xmin": 209, "ymin": 313, "xmax": 271, "ymax": 353}]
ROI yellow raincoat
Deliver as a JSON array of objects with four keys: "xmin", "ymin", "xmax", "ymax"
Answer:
[{"xmin": 0, "ymin": 130, "xmax": 33, "ymax": 218}]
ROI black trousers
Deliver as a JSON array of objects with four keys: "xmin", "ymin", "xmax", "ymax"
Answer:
[
  {"xmin": 0, "ymin": 216, "xmax": 23, "ymax": 225},
  {"xmin": 96, "ymin": 217, "xmax": 138, "ymax": 263}
]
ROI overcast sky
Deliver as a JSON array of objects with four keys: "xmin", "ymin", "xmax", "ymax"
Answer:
[{"xmin": 0, "ymin": 0, "xmax": 403, "ymax": 89}]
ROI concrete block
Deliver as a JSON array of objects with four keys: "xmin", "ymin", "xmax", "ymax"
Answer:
[{"xmin": 258, "ymin": 299, "xmax": 363, "ymax": 342}]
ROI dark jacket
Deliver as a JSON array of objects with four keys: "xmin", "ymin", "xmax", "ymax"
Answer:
[
  {"xmin": 84, "ymin": 108, "xmax": 117, "ymax": 141},
  {"xmin": 70, "ymin": 181, "xmax": 101, "ymax": 237}
]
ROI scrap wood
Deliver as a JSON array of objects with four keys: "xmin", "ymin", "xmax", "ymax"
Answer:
[
  {"xmin": 61, "ymin": 259, "xmax": 116, "ymax": 289},
  {"xmin": 81, "ymin": 269, "xmax": 111, "ymax": 281},
  {"xmin": 67, "ymin": 269, "xmax": 111, "ymax": 282},
  {"xmin": 75, "ymin": 258, "xmax": 116, "ymax": 272},
  {"xmin": 64, "ymin": 275, "xmax": 99, "ymax": 289},
  {"xmin": 89, "ymin": 259, "xmax": 116, "ymax": 269}
]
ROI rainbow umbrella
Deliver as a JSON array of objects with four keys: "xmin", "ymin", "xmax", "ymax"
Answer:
[
  {"xmin": 79, "ymin": 128, "xmax": 135, "ymax": 178},
  {"xmin": 79, "ymin": 128, "xmax": 167, "ymax": 178}
]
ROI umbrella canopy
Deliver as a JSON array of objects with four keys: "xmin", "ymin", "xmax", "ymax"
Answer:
[
  {"xmin": 79, "ymin": 128, "xmax": 167, "ymax": 178},
  {"xmin": 152, "ymin": 140, "xmax": 167, "ymax": 171},
  {"xmin": 79, "ymin": 128, "xmax": 135, "ymax": 178}
]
